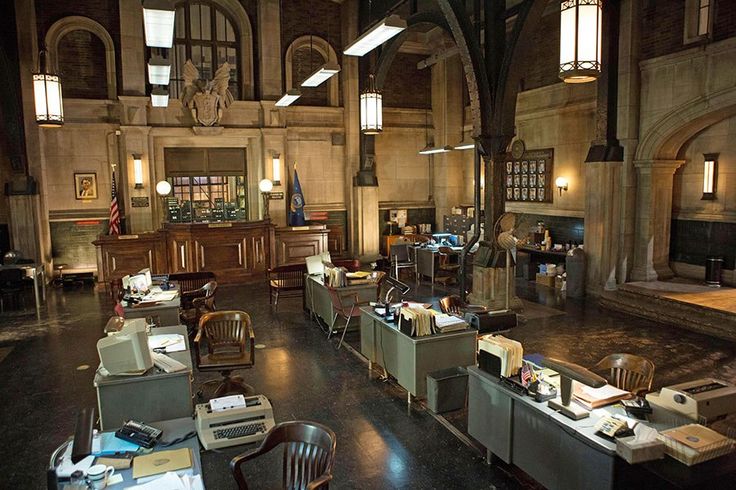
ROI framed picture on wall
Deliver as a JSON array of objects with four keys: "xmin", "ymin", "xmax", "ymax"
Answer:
[
  {"xmin": 504, "ymin": 148, "xmax": 554, "ymax": 203},
  {"xmin": 74, "ymin": 172, "xmax": 98, "ymax": 200}
]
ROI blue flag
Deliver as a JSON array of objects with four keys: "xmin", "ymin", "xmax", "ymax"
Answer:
[{"xmin": 289, "ymin": 167, "xmax": 306, "ymax": 226}]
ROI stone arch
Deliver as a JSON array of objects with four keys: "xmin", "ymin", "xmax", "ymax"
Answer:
[
  {"xmin": 636, "ymin": 86, "xmax": 736, "ymax": 161},
  {"xmin": 45, "ymin": 16, "xmax": 117, "ymax": 99},
  {"xmin": 284, "ymin": 35, "xmax": 339, "ymax": 107}
]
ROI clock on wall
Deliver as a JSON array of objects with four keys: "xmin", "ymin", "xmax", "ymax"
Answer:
[{"xmin": 511, "ymin": 139, "xmax": 525, "ymax": 159}]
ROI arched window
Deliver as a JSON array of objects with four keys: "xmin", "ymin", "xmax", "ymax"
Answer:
[
  {"xmin": 58, "ymin": 30, "xmax": 108, "ymax": 99},
  {"xmin": 171, "ymin": 1, "xmax": 240, "ymax": 99},
  {"xmin": 285, "ymin": 35, "xmax": 340, "ymax": 107}
]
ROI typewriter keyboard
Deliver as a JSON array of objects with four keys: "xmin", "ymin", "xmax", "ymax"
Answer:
[{"xmin": 214, "ymin": 422, "xmax": 267, "ymax": 440}]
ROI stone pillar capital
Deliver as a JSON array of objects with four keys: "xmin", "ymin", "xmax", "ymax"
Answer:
[{"xmin": 633, "ymin": 159, "xmax": 685, "ymax": 173}]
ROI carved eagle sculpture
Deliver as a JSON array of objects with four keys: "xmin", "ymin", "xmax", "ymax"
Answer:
[{"xmin": 181, "ymin": 60, "xmax": 234, "ymax": 126}]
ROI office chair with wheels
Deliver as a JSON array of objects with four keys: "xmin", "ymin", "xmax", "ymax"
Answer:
[
  {"xmin": 230, "ymin": 421, "xmax": 336, "ymax": 490},
  {"xmin": 389, "ymin": 243, "xmax": 417, "ymax": 282},
  {"xmin": 194, "ymin": 310, "xmax": 255, "ymax": 399},
  {"xmin": 593, "ymin": 353, "xmax": 655, "ymax": 396}
]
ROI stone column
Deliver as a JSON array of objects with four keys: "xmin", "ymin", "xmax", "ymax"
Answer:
[
  {"xmin": 258, "ymin": 0, "xmax": 283, "ymax": 100},
  {"xmin": 119, "ymin": 0, "xmax": 146, "ymax": 95},
  {"xmin": 630, "ymin": 159, "xmax": 684, "ymax": 281},
  {"xmin": 120, "ymin": 127, "xmax": 154, "ymax": 233}
]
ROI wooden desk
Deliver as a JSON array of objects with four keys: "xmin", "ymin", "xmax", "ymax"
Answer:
[
  {"xmin": 360, "ymin": 308, "xmax": 476, "ymax": 401},
  {"xmin": 94, "ymin": 325, "xmax": 193, "ymax": 429},
  {"xmin": 304, "ymin": 275, "xmax": 378, "ymax": 331}
]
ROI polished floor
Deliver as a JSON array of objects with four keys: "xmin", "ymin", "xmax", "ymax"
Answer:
[{"xmin": 1, "ymin": 278, "xmax": 735, "ymax": 489}]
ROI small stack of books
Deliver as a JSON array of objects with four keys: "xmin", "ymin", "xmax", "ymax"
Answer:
[
  {"xmin": 658, "ymin": 424, "xmax": 735, "ymax": 466},
  {"xmin": 572, "ymin": 383, "xmax": 631, "ymax": 410}
]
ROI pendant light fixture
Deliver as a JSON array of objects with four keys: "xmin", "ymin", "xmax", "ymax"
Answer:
[
  {"xmin": 301, "ymin": 21, "xmax": 340, "ymax": 87},
  {"xmin": 150, "ymin": 86, "xmax": 169, "ymax": 107},
  {"xmin": 143, "ymin": 0, "xmax": 176, "ymax": 48},
  {"xmin": 454, "ymin": 137, "xmax": 475, "ymax": 150},
  {"xmin": 559, "ymin": 0, "xmax": 602, "ymax": 83},
  {"xmin": 344, "ymin": 14, "xmax": 407, "ymax": 57},
  {"xmin": 147, "ymin": 54, "xmax": 171, "ymax": 85},
  {"xmin": 275, "ymin": 89, "xmax": 301, "ymax": 107},
  {"xmin": 360, "ymin": 74, "xmax": 382, "ymax": 134},
  {"xmin": 33, "ymin": 49, "xmax": 64, "ymax": 127}
]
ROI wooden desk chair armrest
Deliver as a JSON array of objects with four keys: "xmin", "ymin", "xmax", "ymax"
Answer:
[
  {"xmin": 230, "ymin": 433, "xmax": 286, "ymax": 487},
  {"xmin": 307, "ymin": 474, "xmax": 333, "ymax": 490},
  {"xmin": 193, "ymin": 329, "xmax": 204, "ymax": 365}
]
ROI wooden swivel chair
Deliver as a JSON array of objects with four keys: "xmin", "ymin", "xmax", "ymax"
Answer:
[
  {"xmin": 230, "ymin": 420, "xmax": 336, "ymax": 490},
  {"xmin": 180, "ymin": 281, "xmax": 217, "ymax": 333},
  {"xmin": 439, "ymin": 295, "xmax": 488, "ymax": 316},
  {"xmin": 194, "ymin": 310, "xmax": 255, "ymax": 398},
  {"xmin": 593, "ymin": 353, "xmax": 655, "ymax": 396},
  {"xmin": 389, "ymin": 243, "xmax": 417, "ymax": 282},
  {"xmin": 436, "ymin": 246, "xmax": 461, "ymax": 286}
]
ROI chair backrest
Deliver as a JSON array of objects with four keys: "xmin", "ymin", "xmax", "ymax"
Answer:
[
  {"xmin": 195, "ymin": 281, "xmax": 218, "ymax": 311},
  {"xmin": 333, "ymin": 258, "xmax": 361, "ymax": 272},
  {"xmin": 389, "ymin": 244, "xmax": 409, "ymax": 262},
  {"xmin": 593, "ymin": 353, "xmax": 655, "ymax": 394},
  {"xmin": 269, "ymin": 264, "xmax": 307, "ymax": 290},
  {"xmin": 326, "ymin": 286, "xmax": 351, "ymax": 317},
  {"xmin": 199, "ymin": 310, "xmax": 252, "ymax": 359},
  {"xmin": 231, "ymin": 421, "xmax": 336, "ymax": 490},
  {"xmin": 439, "ymin": 295, "xmax": 464, "ymax": 315},
  {"xmin": 169, "ymin": 271, "xmax": 217, "ymax": 294},
  {"xmin": 369, "ymin": 271, "xmax": 386, "ymax": 301}
]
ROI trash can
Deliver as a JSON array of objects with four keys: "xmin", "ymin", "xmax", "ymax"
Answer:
[
  {"xmin": 705, "ymin": 256, "xmax": 724, "ymax": 287},
  {"xmin": 565, "ymin": 248, "xmax": 586, "ymax": 298},
  {"xmin": 426, "ymin": 367, "xmax": 469, "ymax": 414}
]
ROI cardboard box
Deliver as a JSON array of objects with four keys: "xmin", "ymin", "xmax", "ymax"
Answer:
[{"xmin": 536, "ymin": 273, "xmax": 555, "ymax": 287}]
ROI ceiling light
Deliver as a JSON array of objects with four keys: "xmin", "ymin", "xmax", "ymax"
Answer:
[
  {"xmin": 150, "ymin": 86, "xmax": 169, "ymax": 107},
  {"xmin": 301, "ymin": 62, "xmax": 341, "ymax": 87},
  {"xmin": 454, "ymin": 139, "xmax": 475, "ymax": 150},
  {"xmin": 275, "ymin": 89, "xmax": 301, "ymax": 107},
  {"xmin": 344, "ymin": 15, "xmax": 407, "ymax": 57},
  {"xmin": 33, "ymin": 50, "xmax": 64, "ymax": 127},
  {"xmin": 360, "ymin": 74, "xmax": 382, "ymax": 134},
  {"xmin": 143, "ymin": 0, "xmax": 175, "ymax": 48},
  {"xmin": 147, "ymin": 55, "xmax": 171, "ymax": 85},
  {"xmin": 418, "ymin": 145, "xmax": 450, "ymax": 155},
  {"xmin": 559, "ymin": 0, "xmax": 602, "ymax": 83}
]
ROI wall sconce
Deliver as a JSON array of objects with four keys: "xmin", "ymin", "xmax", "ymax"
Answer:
[
  {"xmin": 259, "ymin": 178, "xmax": 273, "ymax": 219},
  {"xmin": 272, "ymin": 153, "xmax": 281, "ymax": 185},
  {"xmin": 132, "ymin": 154, "xmax": 144, "ymax": 189},
  {"xmin": 555, "ymin": 176, "xmax": 569, "ymax": 196},
  {"xmin": 702, "ymin": 153, "xmax": 718, "ymax": 200}
]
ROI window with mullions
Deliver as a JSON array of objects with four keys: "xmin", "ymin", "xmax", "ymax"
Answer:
[
  {"xmin": 168, "ymin": 175, "xmax": 247, "ymax": 222},
  {"xmin": 170, "ymin": 1, "xmax": 239, "ymax": 99}
]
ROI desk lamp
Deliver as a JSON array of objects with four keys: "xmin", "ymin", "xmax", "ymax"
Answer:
[{"xmin": 541, "ymin": 357, "xmax": 607, "ymax": 420}]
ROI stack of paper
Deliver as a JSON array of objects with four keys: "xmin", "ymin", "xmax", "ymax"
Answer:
[
  {"xmin": 399, "ymin": 306, "xmax": 436, "ymax": 336},
  {"xmin": 572, "ymin": 382, "xmax": 631, "ymax": 410},
  {"xmin": 434, "ymin": 313, "xmax": 468, "ymax": 333},
  {"xmin": 125, "ymin": 472, "xmax": 204, "ymax": 490},
  {"xmin": 325, "ymin": 267, "xmax": 347, "ymax": 287},
  {"xmin": 478, "ymin": 335, "xmax": 523, "ymax": 377},
  {"xmin": 658, "ymin": 424, "xmax": 735, "ymax": 466},
  {"xmin": 148, "ymin": 334, "xmax": 186, "ymax": 353}
]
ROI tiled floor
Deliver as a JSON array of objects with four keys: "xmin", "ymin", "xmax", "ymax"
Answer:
[{"xmin": 1, "ymin": 278, "xmax": 735, "ymax": 489}]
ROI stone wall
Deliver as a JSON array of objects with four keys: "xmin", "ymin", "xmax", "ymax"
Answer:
[
  {"xmin": 281, "ymin": 0, "xmax": 341, "ymax": 59},
  {"xmin": 520, "ymin": 6, "xmax": 560, "ymax": 91},
  {"xmin": 58, "ymin": 30, "xmax": 108, "ymax": 99},
  {"xmin": 383, "ymin": 53, "xmax": 431, "ymax": 109}
]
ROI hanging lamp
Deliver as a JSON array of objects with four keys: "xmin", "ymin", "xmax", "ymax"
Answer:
[
  {"xmin": 360, "ymin": 74, "xmax": 382, "ymax": 134},
  {"xmin": 142, "ymin": 0, "xmax": 175, "ymax": 48},
  {"xmin": 33, "ymin": 49, "xmax": 64, "ymax": 127},
  {"xmin": 559, "ymin": 0, "xmax": 602, "ymax": 83}
]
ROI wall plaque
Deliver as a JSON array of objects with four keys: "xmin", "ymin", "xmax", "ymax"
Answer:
[
  {"xmin": 269, "ymin": 192, "xmax": 284, "ymax": 200},
  {"xmin": 504, "ymin": 148, "xmax": 554, "ymax": 203},
  {"xmin": 131, "ymin": 197, "xmax": 150, "ymax": 208}
]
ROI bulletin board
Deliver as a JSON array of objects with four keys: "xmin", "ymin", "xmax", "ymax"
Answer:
[{"xmin": 504, "ymin": 148, "xmax": 554, "ymax": 203}]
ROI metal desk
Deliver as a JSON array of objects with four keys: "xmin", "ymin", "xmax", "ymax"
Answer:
[
  {"xmin": 304, "ymin": 275, "xmax": 377, "ymax": 331},
  {"xmin": 414, "ymin": 246, "xmax": 464, "ymax": 284},
  {"xmin": 94, "ymin": 325, "xmax": 193, "ymax": 429},
  {"xmin": 124, "ymin": 295, "xmax": 181, "ymax": 326},
  {"xmin": 0, "ymin": 263, "xmax": 46, "ymax": 318},
  {"xmin": 51, "ymin": 417, "xmax": 201, "ymax": 487},
  {"xmin": 360, "ymin": 307, "xmax": 476, "ymax": 402}
]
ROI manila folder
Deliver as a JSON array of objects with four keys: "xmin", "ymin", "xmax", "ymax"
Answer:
[{"xmin": 132, "ymin": 448, "xmax": 192, "ymax": 480}]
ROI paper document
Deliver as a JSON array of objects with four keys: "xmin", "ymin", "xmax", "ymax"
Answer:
[
  {"xmin": 210, "ymin": 394, "xmax": 246, "ymax": 412},
  {"xmin": 125, "ymin": 471, "xmax": 204, "ymax": 490},
  {"xmin": 148, "ymin": 334, "xmax": 186, "ymax": 353}
]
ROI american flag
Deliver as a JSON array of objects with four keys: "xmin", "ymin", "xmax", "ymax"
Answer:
[
  {"xmin": 520, "ymin": 362, "xmax": 532, "ymax": 387},
  {"xmin": 108, "ymin": 168, "xmax": 121, "ymax": 235}
]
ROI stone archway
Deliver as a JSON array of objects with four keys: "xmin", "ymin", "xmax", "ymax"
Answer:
[{"xmin": 631, "ymin": 86, "xmax": 736, "ymax": 281}]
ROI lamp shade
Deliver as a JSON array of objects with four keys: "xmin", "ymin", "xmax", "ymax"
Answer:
[
  {"xmin": 156, "ymin": 180, "xmax": 172, "ymax": 196},
  {"xmin": 559, "ymin": 0, "xmax": 602, "ymax": 83},
  {"xmin": 259, "ymin": 179, "xmax": 273, "ymax": 193},
  {"xmin": 147, "ymin": 55, "xmax": 171, "ymax": 85},
  {"xmin": 33, "ymin": 51, "xmax": 64, "ymax": 127},
  {"xmin": 143, "ymin": 0, "xmax": 175, "ymax": 48},
  {"xmin": 360, "ymin": 75, "xmax": 382, "ymax": 134},
  {"xmin": 344, "ymin": 15, "xmax": 407, "ymax": 57},
  {"xmin": 150, "ymin": 86, "xmax": 169, "ymax": 107}
]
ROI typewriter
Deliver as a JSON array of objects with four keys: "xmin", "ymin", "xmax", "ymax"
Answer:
[{"xmin": 195, "ymin": 395, "xmax": 275, "ymax": 450}]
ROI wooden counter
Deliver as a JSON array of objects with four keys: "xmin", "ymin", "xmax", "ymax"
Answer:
[
  {"xmin": 162, "ymin": 221, "xmax": 275, "ymax": 284},
  {"xmin": 93, "ymin": 232, "xmax": 169, "ymax": 285},
  {"xmin": 275, "ymin": 225, "xmax": 329, "ymax": 265}
]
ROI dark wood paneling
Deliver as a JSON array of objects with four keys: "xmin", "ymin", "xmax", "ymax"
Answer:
[
  {"xmin": 92, "ymin": 232, "xmax": 168, "ymax": 284},
  {"xmin": 671, "ymin": 219, "xmax": 736, "ymax": 270},
  {"xmin": 275, "ymin": 227, "xmax": 329, "ymax": 265}
]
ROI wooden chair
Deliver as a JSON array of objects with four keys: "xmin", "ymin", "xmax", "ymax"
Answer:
[
  {"xmin": 268, "ymin": 264, "xmax": 307, "ymax": 310},
  {"xmin": 230, "ymin": 420, "xmax": 336, "ymax": 490},
  {"xmin": 436, "ymin": 246, "xmax": 461, "ymax": 285},
  {"xmin": 389, "ymin": 243, "xmax": 416, "ymax": 281},
  {"xmin": 439, "ymin": 295, "xmax": 488, "ymax": 316},
  {"xmin": 194, "ymin": 310, "xmax": 255, "ymax": 398},
  {"xmin": 593, "ymin": 353, "xmax": 655, "ymax": 396},
  {"xmin": 170, "ymin": 271, "xmax": 217, "ymax": 309},
  {"xmin": 180, "ymin": 281, "xmax": 217, "ymax": 333}
]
